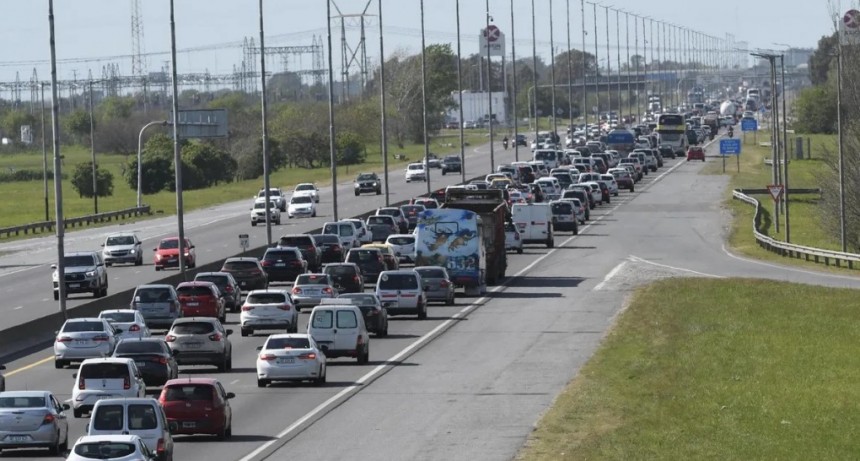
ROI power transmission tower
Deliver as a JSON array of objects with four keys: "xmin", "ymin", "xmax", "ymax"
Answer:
[
  {"xmin": 331, "ymin": 0, "xmax": 374, "ymax": 101},
  {"xmin": 130, "ymin": 0, "xmax": 145, "ymax": 77}
]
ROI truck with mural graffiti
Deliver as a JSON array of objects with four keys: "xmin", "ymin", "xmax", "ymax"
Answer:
[{"xmin": 414, "ymin": 189, "xmax": 507, "ymax": 296}]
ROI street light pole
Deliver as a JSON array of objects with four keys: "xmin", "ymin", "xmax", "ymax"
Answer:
[
  {"xmin": 168, "ymin": 0, "xmax": 187, "ymax": 278},
  {"xmin": 41, "ymin": 83, "xmax": 49, "ymax": 222},
  {"xmin": 378, "ymin": 0, "xmax": 390, "ymax": 205},
  {"xmin": 532, "ymin": 0, "xmax": 540, "ymax": 140},
  {"xmin": 566, "ymin": 0, "xmax": 573, "ymax": 136},
  {"xmin": 511, "ymin": 0, "xmax": 519, "ymax": 161},
  {"xmin": 420, "ymin": 0, "xmax": 431, "ymax": 194},
  {"xmin": 455, "ymin": 0, "xmax": 466, "ymax": 180},
  {"xmin": 88, "ymin": 80, "xmax": 98, "ymax": 214},
  {"xmin": 259, "ymin": 0, "xmax": 273, "ymax": 246},
  {"xmin": 780, "ymin": 53, "xmax": 790, "ymax": 243},
  {"xmin": 48, "ymin": 0, "xmax": 67, "ymax": 318},
  {"xmin": 485, "ymin": 0, "xmax": 495, "ymax": 171},
  {"xmin": 580, "ymin": 0, "xmax": 587, "ymax": 129},
  {"xmin": 136, "ymin": 120, "xmax": 167, "ymax": 208},
  {"xmin": 326, "ymin": 0, "xmax": 339, "ymax": 221},
  {"xmin": 837, "ymin": 45, "xmax": 846, "ymax": 251},
  {"xmin": 548, "ymin": 0, "xmax": 557, "ymax": 135}
]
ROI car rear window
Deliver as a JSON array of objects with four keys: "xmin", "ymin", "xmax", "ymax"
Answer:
[
  {"xmin": 552, "ymin": 203, "xmax": 573, "ymax": 214},
  {"xmin": 265, "ymin": 337, "xmax": 311, "ymax": 349},
  {"xmin": 387, "ymin": 236, "xmax": 414, "ymax": 245},
  {"xmin": 311, "ymin": 310, "xmax": 333, "ymax": 328},
  {"xmin": 115, "ymin": 341, "xmax": 166, "ymax": 354},
  {"xmin": 339, "ymin": 294, "xmax": 377, "ymax": 305},
  {"xmin": 172, "ymin": 322, "xmax": 215, "ymax": 335},
  {"xmin": 92, "ymin": 404, "xmax": 125, "ymax": 431},
  {"xmin": 223, "ymin": 261, "xmax": 259, "ymax": 270},
  {"xmin": 377, "ymin": 209, "xmax": 398, "ymax": 217},
  {"xmin": 291, "ymin": 196, "xmax": 312, "ymax": 204},
  {"xmin": 401, "ymin": 206, "xmax": 423, "ymax": 215},
  {"xmin": 367, "ymin": 216, "xmax": 393, "ymax": 225},
  {"xmin": 0, "ymin": 397, "xmax": 45, "ymax": 408},
  {"xmin": 177, "ymin": 286, "xmax": 214, "ymax": 297},
  {"xmin": 62, "ymin": 321, "xmax": 105, "ymax": 333},
  {"xmin": 134, "ymin": 287, "xmax": 173, "ymax": 303},
  {"xmin": 105, "ymin": 236, "xmax": 135, "ymax": 246},
  {"xmin": 128, "ymin": 404, "xmax": 159, "ymax": 430},
  {"xmin": 246, "ymin": 292, "xmax": 288, "ymax": 304},
  {"xmin": 263, "ymin": 250, "xmax": 299, "ymax": 261},
  {"xmin": 416, "ymin": 200, "xmax": 438, "ymax": 208},
  {"xmin": 100, "ymin": 312, "xmax": 136, "ymax": 323},
  {"xmin": 296, "ymin": 274, "xmax": 328, "ymax": 285},
  {"xmin": 63, "ymin": 255, "xmax": 97, "ymax": 266},
  {"xmin": 158, "ymin": 239, "xmax": 179, "ymax": 249},
  {"xmin": 195, "ymin": 275, "xmax": 229, "ymax": 287},
  {"xmin": 347, "ymin": 250, "xmax": 380, "ymax": 262},
  {"xmin": 312, "ymin": 235, "xmax": 340, "ymax": 245},
  {"xmin": 278, "ymin": 236, "xmax": 312, "ymax": 247},
  {"xmin": 415, "ymin": 268, "xmax": 446, "ymax": 279},
  {"xmin": 74, "ymin": 442, "xmax": 136, "ymax": 457},
  {"xmin": 324, "ymin": 265, "xmax": 357, "ymax": 276},
  {"xmin": 378, "ymin": 273, "xmax": 419, "ymax": 290},
  {"xmin": 163, "ymin": 384, "xmax": 214, "ymax": 402},
  {"xmin": 80, "ymin": 363, "xmax": 129, "ymax": 379},
  {"xmin": 337, "ymin": 310, "xmax": 358, "ymax": 328}
]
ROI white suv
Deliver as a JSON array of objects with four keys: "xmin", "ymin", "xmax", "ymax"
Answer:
[
  {"xmin": 405, "ymin": 163, "xmax": 427, "ymax": 182},
  {"xmin": 257, "ymin": 188, "xmax": 286, "ymax": 211},
  {"xmin": 240, "ymin": 289, "xmax": 299, "ymax": 337},
  {"xmin": 251, "ymin": 198, "xmax": 281, "ymax": 226},
  {"xmin": 71, "ymin": 358, "xmax": 146, "ymax": 418},
  {"xmin": 385, "ymin": 234, "xmax": 416, "ymax": 263}
]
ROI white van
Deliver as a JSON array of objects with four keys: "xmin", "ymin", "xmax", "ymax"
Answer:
[
  {"xmin": 533, "ymin": 149, "xmax": 559, "ymax": 169},
  {"xmin": 511, "ymin": 203, "xmax": 554, "ymax": 248},
  {"xmin": 87, "ymin": 398, "xmax": 174, "ymax": 460},
  {"xmin": 71, "ymin": 358, "xmax": 146, "ymax": 418},
  {"xmin": 322, "ymin": 221, "xmax": 360, "ymax": 250},
  {"xmin": 308, "ymin": 301, "xmax": 370, "ymax": 364}
]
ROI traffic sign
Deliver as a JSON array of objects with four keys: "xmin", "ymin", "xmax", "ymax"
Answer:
[
  {"xmin": 767, "ymin": 184, "xmax": 784, "ymax": 201},
  {"xmin": 484, "ymin": 25, "xmax": 500, "ymax": 42},
  {"xmin": 720, "ymin": 138, "xmax": 741, "ymax": 155},
  {"xmin": 741, "ymin": 118, "xmax": 758, "ymax": 132},
  {"xmin": 239, "ymin": 234, "xmax": 249, "ymax": 252},
  {"xmin": 842, "ymin": 10, "xmax": 860, "ymax": 45},
  {"xmin": 478, "ymin": 27, "xmax": 505, "ymax": 57}
]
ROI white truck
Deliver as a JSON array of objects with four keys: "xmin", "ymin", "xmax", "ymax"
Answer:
[{"xmin": 511, "ymin": 203, "xmax": 554, "ymax": 248}]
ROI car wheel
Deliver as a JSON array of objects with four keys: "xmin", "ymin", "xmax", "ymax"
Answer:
[
  {"xmin": 241, "ymin": 328, "xmax": 250, "ymax": 337},
  {"xmin": 135, "ymin": 256, "xmax": 142, "ymax": 266},
  {"xmin": 73, "ymin": 408, "xmax": 83, "ymax": 418},
  {"xmin": 357, "ymin": 345, "xmax": 369, "ymax": 364},
  {"xmin": 105, "ymin": 262, "xmax": 112, "ymax": 267},
  {"xmin": 155, "ymin": 266, "xmax": 162, "ymax": 271},
  {"xmin": 276, "ymin": 217, "xmax": 281, "ymax": 225},
  {"xmin": 54, "ymin": 360, "xmax": 64, "ymax": 369},
  {"xmin": 516, "ymin": 247, "xmax": 523, "ymax": 254},
  {"xmin": 312, "ymin": 210, "xmax": 317, "ymax": 217},
  {"xmin": 417, "ymin": 300, "xmax": 427, "ymax": 320},
  {"xmin": 354, "ymin": 191, "xmax": 360, "ymax": 196},
  {"xmin": 217, "ymin": 356, "xmax": 227, "ymax": 372},
  {"xmin": 251, "ymin": 221, "xmax": 257, "ymax": 227},
  {"xmin": 226, "ymin": 356, "xmax": 232, "ymax": 371},
  {"xmin": 630, "ymin": 186, "xmax": 635, "ymax": 192},
  {"xmin": 59, "ymin": 433, "xmax": 68, "ymax": 452},
  {"xmin": 376, "ymin": 189, "xmax": 381, "ymax": 195},
  {"xmin": 47, "ymin": 435, "xmax": 61, "ymax": 455},
  {"xmin": 314, "ymin": 366, "xmax": 325, "ymax": 386},
  {"xmin": 93, "ymin": 288, "xmax": 101, "ymax": 298},
  {"xmin": 53, "ymin": 291, "xmax": 59, "ymax": 301},
  {"xmin": 257, "ymin": 378, "xmax": 269, "ymax": 388}
]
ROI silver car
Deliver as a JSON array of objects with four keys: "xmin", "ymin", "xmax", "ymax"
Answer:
[
  {"xmin": 165, "ymin": 317, "xmax": 233, "ymax": 372},
  {"xmin": 413, "ymin": 266, "xmax": 455, "ymax": 305},
  {"xmin": 101, "ymin": 232, "xmax": 143, "ymax": 266},
  {"xmin": 54, "ymin": 318, "xmax": 121, "ymax": 369},
  {"xmin": 0, "ymin": 391, "xmax": 70, "ymax": 455},
  {"xmin": 130, "ymin": 284, "xmax": 181, "ymax": 329},
  {"xmin": 98, "ymin": 309, "xmax": 151, "ymax": 341},
  {"xmin": 290, "ymin": 273, "xmax": 338, "ymax": 311}
]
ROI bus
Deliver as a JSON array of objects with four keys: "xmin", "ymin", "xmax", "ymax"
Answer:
[{"xmin": 656, "ymin": 114, "xmax": 687, "ymax": 156}]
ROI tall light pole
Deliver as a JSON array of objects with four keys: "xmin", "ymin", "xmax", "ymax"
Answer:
[
  {"xmin": 485, "ymin": 0, "xmax": 495, "ymax": 171},
  {"xmin": 136, "ymin": 120, "xmax": 167, "ymax": 209},
  {"xmin": 548, "ymin": 0, "xmax": 557, "ymax": 135},
  {"xmin": 591, "ymin": 2, "xmax": 599, "ymax": 122},
  {"xmin": 455, "ymin": 0, "xmax": 466, "ymax": 179},
  {"xmin": 48, "ymin": 0, "xmax": 67, "ymax": 318},
  {"xmin": 88, "ymin": 79, "xmax": 98, "ymax": 214},
  {"xmin": 580, "ymin": 0, "xmax": 587, "ymax": 129},
  {"xmin": 420, "ymin": 0, "xmax": 431, "ymax": 194},
  {"xmin": 168, "ymin": 0, "xmax": 187, "ymax": 278},
  {"xmin": 603, "ymin": 6, "xmax": 610, "ymax": 118},
  {"xmin": 634, "ymin": 14, "xmax": 641, "ymax": 120},
  {"xmin": 378, "ymin": 0, "xmax": 390, "ymax": 205},
  {"xmin": 624, "ymin": 11, "xmax": 631, "ymax": 123},
  {"xmin": 615, "ymin": 8, "xmax": 621, "ymax": 119},
  {"xmin": 532, "ymin": 0, "xmax": 540, "ymax": 140},
  {"xmin": 837, "ymin": 45, "xmax": 846, "ymax": 251},
  {"xmin": 565, "ymin": 0, "xmax": 573, "ymax": 135},
  {"xmin": 780, "ymin": 53, "xmax": 790, "ymax": 242},
  {"xmin": 258, "ymin": 0, "xmax": 273, "ymax": 246},
  {"xmin": 41, "ymin": 83, "xmax": 49, "ymax": 222},
  {"xmin": 510, "ymin": 0, "xmax": 519, "ymax": 161},
  {"xmin": 326, "ymin": 0, "xmax": 339, "ymax": 221}
]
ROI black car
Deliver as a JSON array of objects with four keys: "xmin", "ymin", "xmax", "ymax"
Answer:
[
  {"xmin": 220, "ymin": 257, "xmax": 269, "ymax": 290},
  {"xmin": 441, "ymin": 155, "xmax": 462, "ymax": 175},
  {"xmin": 515, "ymin": 134, "xmax": 528, "ymax": 146},
  {"xmin": 528, "ymin": 183, "xmax": 545, "ymax": 203},
  {"xmin": 562, "ymin": 188, "xmax": 592, "ymax": 219},
  {"xmin": 366, "ymin": 215, "xmax": 399, "ymax": 242},
  {"xmin": 322, "ymin": 262, "xmax": 364, "ymax": 293},
  {"xmin": 337, "ymin": 293, "xmax": 388, "ymax": 336},
  {"xmin": 354, "ymin": 172, "xmax": 382, "ymax": 196},
  {"xmin": 658, "ymin": 145, "xmax": 676, "ymax": 159},
  {"xmin": 260, "ymin": 247, "xmax": 307, "ymax": 283},
  {"xmin": 311, "ymin": 234, "xmax": 345, "ymax": 264},
  {"xmin": 345, "ymin": 248, "xmax": 386, "ymax": 284},
  {"xmin": 277, "ymin": 234, "xmax": 322, "ymax": 272},
  {"xmin": 112, "ymin": 338, "xmax": 178, "ymax": 387},
  {"xmin": 399, "ymin": 204, "xmax": 426, "ymax": 231},
  {"xmin": 194, "ymin": 272, "xmax": 242, "ymax": 312}
]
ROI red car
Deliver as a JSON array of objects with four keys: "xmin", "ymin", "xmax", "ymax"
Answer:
[
  {"xmin": 687, "ymin": 146, "xmax": 706, "ymax": 162},
  {"xmin": 176, "ymin": 281, "xmax": 226, "ymax": 322},
  {"xmin": 153, "ymin": 237, "xmax": 196, "ymax": 271},
  {"xmin": 159, "ymin": 378, "xmax": 234, "ymax": 439}
]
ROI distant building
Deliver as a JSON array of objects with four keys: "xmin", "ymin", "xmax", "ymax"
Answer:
[{"xmin": 446, "ymin": 90, "xmax": 507, "ymax": 126}]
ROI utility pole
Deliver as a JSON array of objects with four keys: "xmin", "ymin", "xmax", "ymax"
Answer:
[
  {"xmin": 837, "ymin": 45, "xmax": 846, "ymax": 251},
  {"xmin": 455, "ymin": 0, "xmax": 466, "ymax": 180},
  {"xmin": 420, "ymin": 0, "xmax": 431, "ymax": 194},
  {"xmin": 168, "ymin": 0, "xmax": 187, "ymax": 278},
  {"xmin": 548, "ymin": 0, "xmax": 557, "ymax": 135},
  {"xmin": 591, "ymin": 3, "xmax": 599, "ymax": 122},
  {"xmin": 532, "ymin": 0, "xmax": 539, "ymax": 141},
  {"xmin": 326, "ymin": 0, "xmax": 339, "ymax": 221},
  {"xmin": 511, "ymin": 0, "xmax": 519, "ymax": 161},
  {"xmin": 565, "ymin": 0, "xmax": 573, "ymax": 136},
  {"xmin": 615, "ymin": 9, "xmax": 621, "ymax": 119},
  {"xmin": 258, "ymin": 0, "xmax": 273, "ymax": 246},
  {"xmin": 780, "ymin": 54, "xmax": 790, "ymax": 243},
  {"xmin": 378, "ymin": 0, "xmax": 390, "ymax": 205},
  {"xmin": 604, "ymin": 6, "xmax": 610, "ymax": 117},
  {"xmin": 485, "ymin": 0, "xmax": 495, "ymax": 171},
  {"xmin": 624, "ymin": 12, "xmax": 631, "ymax": 123},
  {"xmin": 41, "ymin": 83, "xmax": 49, "ymax": 222},
  {"xmin": 48, "ymin": 0, "xmax": 68, "ymax": 318},
  {"xmin": 88, "ymin": 80, "xmax": 98, "ymax": 214},
  {"xmin": 580, "ymin": 0, "xmax": 587, "ymax": 129}
]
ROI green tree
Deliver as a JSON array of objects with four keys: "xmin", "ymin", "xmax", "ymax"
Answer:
[
  {"xmin": 123, "ymin": 133, "xmax": 180, "ymax": 193},
  {"xmin": 793, "ymin": 85, "xmax": 837, "ymax": 133},
  {"xmin": 62, "ymin": 110, "xmax": 94, "ymax": 145},
  {"xmin": 71, "ymin": 162, "xmax": 113, "ymax": 198},
  {"xmin": 336, "ymin": 131, "xmax": 366, "ymax": 165},
  {"xmin": 808, "ymin": 32, "xmax": 838, "ymax": 86},
  {"xmin": 182, "ymin": 142, "xmax": 236, "ymax": 187},
  {"xmin": 0, "ymin": 110, "xmax": 37, "ymax": 142},
  {"xmin": 98, "ymin": 96, "xmax": 136, "ymax": 120}
]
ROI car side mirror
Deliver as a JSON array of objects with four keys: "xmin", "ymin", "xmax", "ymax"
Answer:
[
  {"xmin": 320, "ymin": 344, "xmax": 329, "ymax": 352},
  {"xmin": 0, "ymin": 365, "xmax": 5, "ymax": 370},
  {"xmin": 225, "ymin": 329, "xmax": 233, "ymax": 336},
  {"xmin": 190, "ymin": 245, "xmax": 195, "ymax": 249},
  {"xmin": 256, "ymin": 346, "xmax": 263, "ymax": 351},
  {"xmin": 226, "ymin": 392, "xmax": 236, "ymax": 400},
  {"xmin": 172, "ymin": 349, "xmax": 180, "ymax": 356},
  {"xmin": 114, "ymin": 328, "xmax": 123, "ymax": 334},
  {"xmin": 62, "ymin": 403, "xmax": 70, "ymax": 410},
  {"xmin": 100, "ymin": 243, "xmax": 105, "ymax": 247},
  {"xmin": 152, "ymin": 248, "xmax": 157, "ymax": 251},
  {"xmin": 72, "ymin": 373, "xmax": 78, "ymax": 379}
]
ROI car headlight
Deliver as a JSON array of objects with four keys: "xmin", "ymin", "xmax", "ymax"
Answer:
[
  {"xmin": 155, "ymin": 254, "xmax": 163, "ymax": 261},
  {"xmin": 129, "ymin": 249, "xmax": 136, "ymax": 254},
  {"xmin": 85, "ymin": 270, "xmax": 96, "ymax": 277},
  {"xmin": 373, "ymin": 182, "xmax": 378, "ymax": 186}
]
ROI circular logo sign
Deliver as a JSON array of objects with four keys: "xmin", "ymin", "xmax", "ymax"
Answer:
[
  {"xmin": 845, "ymin": 9, "xmax": 860, "ymax": 29},
  {"xmin": 484, "ymin": 25, "xmax": 501, "ymax": 42}
]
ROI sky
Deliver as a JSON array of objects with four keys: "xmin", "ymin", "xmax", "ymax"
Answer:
[{"xmin": 0, "ymin": 0, "xmax": 839, "ymax": 86}]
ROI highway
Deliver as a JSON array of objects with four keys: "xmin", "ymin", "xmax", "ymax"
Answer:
[{"xmin": 3, "ymin": 136, "xmax": 859, "ymax": 461}]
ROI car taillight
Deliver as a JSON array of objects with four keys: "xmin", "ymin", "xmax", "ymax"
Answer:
[
  {"xmin": 241, "ymin": 305, "xmax": 254, "ymax": 311},
  {"xmin": 333, "ymin": 245, "xmax": 342, "ymax": 252},
  {"xmin": 209, "ymin": 333, "xmax": 222, "ymax": 342},
  {"xmin": 123, "ymin": 376, "xmax": 130, "ymax": 390},
  {"xmin": 357, "ymin": 335, "xmax": 364, "ymax": 347},
  {"xmin": 129, "ymin": 324, "xmax": 141, "ymax": 332},
  {"xmin": 277, "ymin": 304, "xmax": 291, "ymax": 311},
  {"xmin": 165, "ymin": 335, "xmax": 176, "ymax": 342},
  {"xmin": 261, "ymin": 260, "xmax": 273, "ymax": 267},
  {"xmin": 292, "ymin": 287, "xmax": 302, "ymax": 294},
  {"xmin": 298, "ymin": 353, "xmax": 316, "ymax": 360},
  {"xmin": 322, "ymin": 287, "xmax": 333, "ymax": 294},
  {"xmin": 93, "ymin": 335, "xmax": 110, "ymax": 342},
  {"xmin": 155, "ymin": 357, "xmax": 168, "ymax": 364},
  {"xmin": 56, "ymin": 336, "xmax": 72, "ymax": 343},
  {"xmin": 440, "ymin": 280, "xmax": 449, "ymax": 288},
  {"xmin": 41, "ymin": 413, "xmax": 55, "ymax": 425},
  {"xmin": 292, "ymin": 261, "xmax": 303, "ymax": 267},
  {"xmin": 259, "ymin": 353, "xmax": 276, "ymax": 361},
  {"xmin": 78, "ymin": 378, "xmax": 85, "ymax": 390},
  {"xmin": 157, "ymin": 438, "xmax": 165, "ymax": 454}
]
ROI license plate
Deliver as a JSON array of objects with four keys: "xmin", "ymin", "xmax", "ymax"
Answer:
[
  {"xmin": 240, "ymin": 281, "xmax": 248, "ymax": 286},
  {"xmin": 275, "ymin": 263, "xmax": 286, "ymax": 267},
  {"xmin": 69, "ymin": 283, "xmax": 80, "ymax": 288},
  {"xmin": 186, "ymin": 302, "xmax": 199, "ymax": 307},
  {"xmin": 277, "ymin": 358, "xmax": 294, "ymax": 364},
  {"xmin": 7, "ymin": 435, "xmax": 29, "ymax": 442},
  {"xmin": 306, "ymin": 290, "xmax": 320, "ymax": 296},
  {"xmin": 182, "ymin": 421, "xmax": 196, "ymax": 429},
  {"xmin": 168, "ymin": 258, "xmax": 177, "ymax": 263},
  {"xmin": 76, "ymin": 339, "xmax": 88, "ymax": 345},
  {"xmin": 184, "ymin": 343, "xmax": 202, "ymax": 349}
]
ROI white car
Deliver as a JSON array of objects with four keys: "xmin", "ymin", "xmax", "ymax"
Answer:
[
  {"xmin": 345, "ymin": 218, "xmax": 373, "ymax": 244},
  {"xmin": 54, "ymin": 318, "xmax": 121, "ymax": 369},
  {"xmin": 98, "ymin": 310, "xmax": 150, "ymax": 341},
  {"xmin": 385, "ymin": 234, "xmax": 416, "ymax": 263},
  {"xmin": 287, "ymin": 195, "xmax": 317, "ymax": 219},
  {"xmin": 504, "ymin": 222, "xmax": 523, "ymax": 254},
  {"xmin": 67, "ymin": 434, "xmax": 157, "ymax": 461},
  {"xmin": 405, "ymin": 163, "xmax": 427, "ymax": 182},
  {"xmin": 240, "ymin": 289, "xmax": 299, "ymax": 337},
  {"xmin": 256, "ymin": 333, "xmax": 327, "ymax": 387},
  {"xmin": 71, "ymin": 358, "xmax": 146, "ymax": 418},
  {"xmin": 101, "ymin": 232, "xmax": 143, "ymax": 267},
  {"xmin": 293, "ymin": 183, "xmax": 320, "ymax": 203},
  {"xmin": 599, "ymin": 174, "xmax": 619, "ymax": 196},
  {"xmin": 251, "ymin": 198, "xmax": 281, "ymax": 226},
  {"xmin": 375, "ymin": 270, "xmax": 427, "ymax": 318},
  {"xmin": 257, "ymin": 188, "xmax": 286, "ymax": 211}
]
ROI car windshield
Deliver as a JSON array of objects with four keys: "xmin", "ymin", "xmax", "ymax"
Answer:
[
  {"xmin": 357, "ymin": 174, "xmax": 376, "ymax": 181},
  {"xmin": 158, "ymin": 239, "xmax": 179, "ymax": 249},
  {"xmin": 105, "ymin": 236, "xmax": 135, "ymax": 246},
  {"xmin": 254, "ymin": 202, "xmax": 276, "ymax": 209},
  {"xmin": 415, "ymin": 268, "xmax": 446, "ymax": 279},
  {"xmin": 0, "ymin": 397, "xmax": 45, "ymax": 408},
  {"xmin": 324, "ymin": 265, "xmax": 356, "ymax": 276},
  {"xmin": 223, "ymin": 261, "xmax": 259, "ymax": 271},
  {"xmin": 401, "ymin": 206, "xmax": 423, "ymax": 215},
  {"xmin": 416, "ymin": 200, "xmax": 438, "ymax": 208},
  {"xmin": 387, "ymin": 236, "xmax": 414, "ymax": 245},
  {"xmin": 63, "ymin": 255, "xmax": 96, "ymax": 267},
  {"xmin": 296, "ymin": 274, "xmax": 329, "ymax": 285},
  {"xmin": 378, "ymin": 273, "xmax": 419, "ymax": 290},
  {"xmin": 80, "ymin": 363, "xmax": 129, "ymax": 379},
  {"xmin": 339, "ymin": 294, "xmax": 377, "ymax": 305},
  {"xmin": 73, "ymin": 442, "xmax": 136, "ymax": 458},
  {"xmin": 296, "ymin": 184, "xmax": 315, "ymax": 191},
  {"xmin": 247, "ymin": 292, "xmax": 288, "ymax": 304},
  {"xmin": 312, "ymin": 235, "xmax": 340, "ymax": 245},
  {"xmin": 263, "ymin": 250, "xmax": 299, "ymax": 261},
  {"xmin": 408, "ymin": 164, "xmax": 423, "ymax": 170},
  {"xmin": 100, "ymin": 312, "xmax": 136, "ymax": 323},
  {"xmin": 291, "ymin": 196, "xmax": 312, "ymax": 204},
  {"xmin": 177, "ymin": 286, "xmax": 214, "ymax": 297},
  {"xmin": 171, "ymin": 322, "xmax": 215, "ymax": 335},
  {"xmin": 62, "ymin": 321, "xmax": 104, "ymax": 332},
  {"xmin": 377, "ymin": 209, "xmax": 398, "ymax": 217},
  {"xmin": 265, "ymin": 337, "xmax": 311, "ymax": 349},
  {"xmin": 115, "ymin": 341, "xmax": 165, "ymax": 354},
  {"xmin": 163, "ymin": 384, "xmax": 214, "ymax": 402}
]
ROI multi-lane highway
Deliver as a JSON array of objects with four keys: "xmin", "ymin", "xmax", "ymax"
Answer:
[{"xmin": 2, "ymin": 136, "xmax": 858, "ymax": 461}]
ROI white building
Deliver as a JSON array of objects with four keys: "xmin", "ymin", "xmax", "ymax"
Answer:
[{"xmin": 446, "ymin": 90, "xmax": 507, "ymax": 126}]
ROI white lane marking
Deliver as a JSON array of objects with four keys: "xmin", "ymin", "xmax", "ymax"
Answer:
[
  {"xmin": 721, "ymin": 244, "xmax": 860, "ymax": 281},
  {"xmin": 230, "ymin": 379, "xmax": 240, "ymax": 385},
  {"xmin": 12, "ymin": 306, "xmax": 22, "ymax": 310},
  {"xmin": 628, "ymin": 255, "xmax": 724, "ymax": 278},
  {"xmin": 239, "ymin": 158, "xmax": 688, "ymax": 461},
  {"xmin": 593, "ymin": 261, "xmax": 627, "ymax": 291},
  {"xmin": 0, "ymin": 265, "xmax": 46, "ymax": 280}
]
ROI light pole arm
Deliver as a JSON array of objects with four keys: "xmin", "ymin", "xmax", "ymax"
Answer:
[{"xmin": 137, "ymin": 120, "xmax": 168, "ymax": 208}]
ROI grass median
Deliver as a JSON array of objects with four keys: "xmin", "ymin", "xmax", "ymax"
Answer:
[
  {"xmin": 0, "ymin": 130, "xmax": 488, "ymax": 234},
  {"xmin": 518, "ymin": 278, "xmax": 860, "ymax": 460}
]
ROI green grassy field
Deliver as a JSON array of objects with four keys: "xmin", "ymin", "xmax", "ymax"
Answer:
[
  {"xmin": 0, "ymin": 130, "xmax": 487, "ymax": 233},
  {"xmin": 518, "ymin": 278, "xmax": 860, "ymax": 460}
]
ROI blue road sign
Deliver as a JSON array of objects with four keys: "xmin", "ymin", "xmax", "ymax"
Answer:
[
  {"xmin": 741, "ymin": 118, "xmax": 758, "ymax": 132},
  {"xmin": 720, "ymin": 138, "xmax": 742, "ymax": 155}
]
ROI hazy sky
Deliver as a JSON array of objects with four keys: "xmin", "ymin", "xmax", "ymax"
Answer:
[{"xmin": 0, "ymin": 0, "xmax": 838, "ymax": 84}]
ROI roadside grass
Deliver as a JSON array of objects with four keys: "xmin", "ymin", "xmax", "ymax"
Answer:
[
  {"xmin": 701, "ymin": 131, "xmax": 852, "ymax": 270},
  {"xmin": 0, "ymin": 130, "xmax": 487, "ymax": 235},
  {"xmin": 518, "ymin": 278, "xmax": 860, "ymax": 460}
]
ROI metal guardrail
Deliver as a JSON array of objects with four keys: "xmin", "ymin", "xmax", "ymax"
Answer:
[
  {"xmin": 0, "ymin": 205, "xmax": 152, "ymax": 239},
  {"xmin": 732, "ymin": 189, "xmax": 860, "ymax": 269}
]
